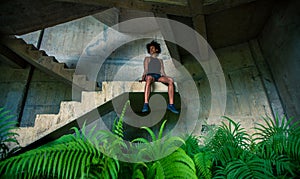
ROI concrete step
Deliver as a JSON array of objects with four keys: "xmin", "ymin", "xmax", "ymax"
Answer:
[
  {"xmin": 73, "ymin": 74, "xmax": 98, "ymax": 91},
  {"xmin": 12, "ymin": 81, "xmax": 173, "ymax": 148}
]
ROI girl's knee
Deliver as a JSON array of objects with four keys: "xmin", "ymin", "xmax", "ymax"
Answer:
[{"xmin": 145, "ymin": 76, "xmax": 153, "ymax": 83}]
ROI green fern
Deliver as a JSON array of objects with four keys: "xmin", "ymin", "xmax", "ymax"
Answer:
[
  {"xmin": 194, "ymin": 150, "xmax": 212, "ymax": 179},
  {"xmin": 253, "ymin": 115, "xmax": 300, "ymax": 177},
  {"xmin": 112, "ymin": 100, "xmax": 130, "ymax": 138},
  {"xmin": 0, "ymin": 125, "xmax": 119, "ymax": 179},
  {"xmin": 216, "ymin": 151, "xmax": 274, "ymax": 179},
  {"xmin": 131, "ymin": 163, "xmax": 147, "ymax": 179},
  {"xmin": 130, "ymin": 120, "xmax": 197, "ymax": 178},
  {"xmin": 202, "ymin": 116, "xmax": 271, "ymax": 178},
  {"xmin": 132, "ymin": 120, "xmax": 185, "ymax": 161},
  {"xmin": 0, "ymin": 107, "xmax": 20, "ymax": 160},
  {"xmin": 147, "ymin": 148, "xmax": 198, "ymax": 179},
  {"xmin": 207, "ymin": 116, "xmax": 250, "ymax": 166},
  {"xmin": 181, "ymin": 135, "xmax": 201, "ymax": 158}
]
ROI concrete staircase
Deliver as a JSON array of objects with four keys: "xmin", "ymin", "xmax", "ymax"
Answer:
[
  {"xmin": 12, "ymin": 81, "xmax": 174, "ymax": 148},
  {"xmin": 0, "ymin": 36, "xmax": 97, "ymax": 91},
  {"xmin": 1, "ymin": 36, "xmax": 178, "ymax": 150}
]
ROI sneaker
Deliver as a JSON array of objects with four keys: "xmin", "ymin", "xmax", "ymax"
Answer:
[
  {"xmin": 142, "ymin": 103, "xmax": 149, "ymax": 112},
  {"xmin": 167, "ymin": 104, "xmax": 179, "ymax": 114}
]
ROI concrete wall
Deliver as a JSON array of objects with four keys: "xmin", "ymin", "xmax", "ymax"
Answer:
[
  {"xmin": 183, "ymin": 41, "xmax": 276, "ymax": 133},
  {"xmin": 97, "ymin": 38, "xmax": 174, "ymax": 83},
  {"xmin": 0, "ymin": 41, "xmax": 277, "ymax": 133},
  {"xmin": 0, "ymin": 63, "xmax": 71, "ymax": 126},
  {"xmin": 20, "ymin": 69, "xmax": 72, "ymax": 127},
  {"xmin": 258, "ymin": 0, "xmax": 300, "ymax": 121},
  {"xmin": 0, "ymin": 63, "xmax": 30, "ymax": 122},
  {"xmin": 12, "ymin": 9, "xmax": 284, "ymax": 134},
  {"xmin": 20, "ymin": 9, "xmax": 119, "ymax": 68}
]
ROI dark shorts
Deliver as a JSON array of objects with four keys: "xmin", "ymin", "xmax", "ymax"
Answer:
[{"xmin": 147, "ymin": 73, "xmax": 161, "ymax": 81}]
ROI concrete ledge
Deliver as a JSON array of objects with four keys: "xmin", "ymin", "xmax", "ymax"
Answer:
[{"xmin": 102, "ymin": 81, "xmax": 178, "ymax": 94}]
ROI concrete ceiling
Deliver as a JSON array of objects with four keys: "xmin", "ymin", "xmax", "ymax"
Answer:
[{"xmin": 0, "ymin": 0, "xmax": 275, "ymax": 49}]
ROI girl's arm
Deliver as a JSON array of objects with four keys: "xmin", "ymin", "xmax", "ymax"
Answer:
[{"xmin": 143, "ymin": 57, "xmax": 149, "ymax": 75}]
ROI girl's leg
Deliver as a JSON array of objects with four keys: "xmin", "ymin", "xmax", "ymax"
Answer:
[
  {"xmin": 158, "ymin": 76, "xmax": 174, "ymax": 104},
  {"xmin": 144, "ymin": 75, "xmax": 154, "ymax": 103}
]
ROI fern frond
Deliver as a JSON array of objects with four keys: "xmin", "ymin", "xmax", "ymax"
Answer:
[
  {"xmin": 223, "ymin": 156, "xmax": 274, "ymax": 179},
  {"xmin": 253, "ymin": 115, "xmax": 300, "ymax": 177},
  {"xmin": 131, "ymin": 163, "xmax": 147, "ymax": 179},
  {"xmin": 160, "ymin": 135, "xmax": 185, "ymax": 154},
  {"xmin": 88, "ymin": 156, "xmax": 119, "ymax": 179},
  {"xmin": 141, "ymin": 126, "xmax": 157, "ymax": 142},
  {"xmin": 206, "ymin": 117, "xmax": 251, "ymax": 167},
  {"xmin": 182, "ymin": 135, "xmax": 201, "ymax": 158},
  {"xmin": 286, "ymin": 135, "xmax": 300, "ymax": 161},
  {"xmin": 94, "ymin": 129, "xmax": 127, "ymax": 160},
  {"xmin": 132, "ymin": 120, "xmax": 186, "ymax": 162},
  {"xmin": 112, "ymin": 100, "xmax": 130, "ymax": 139},
  {"xmin": 147, "ymin": 148, "xmax": 197, "ymax": 179},
  {"xmin": 134, "ymin": 135, "xmax": 185, "ymax": 162},
  {"xmin": 253, "ymin": 115, "xmax": 295, "ymax": 144},
  {"xmin": 0, "ymin": 107, "xmax": 19, "ymax": 160},
  {"xmin": 158, "ymin": 120, "xmax": 167, "ymax": 140},
  {"xmin": 132, "ymin": 137, "xmax": 150, "ymax": 144},
  {"xmin": 208, "ymin": 117, "xmax": 250, "ymax": 152},
  {"xmin": 132, "ymin": 168, "xmax": 145, "ymax": 179},
  {"xmin": 194, "ymin": 151, "xmax": 212, "ymax": 179},
  {"xmin": 0, "ymin": 125, "xmax": 120, "ymax": 179}
]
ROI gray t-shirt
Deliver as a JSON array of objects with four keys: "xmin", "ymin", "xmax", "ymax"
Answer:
[{"xmin": 148, "ymin": 57, "xmax": 161, "ymax": 74}]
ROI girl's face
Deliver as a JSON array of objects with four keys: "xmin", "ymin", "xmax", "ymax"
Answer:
[{"xmin": 149, "ymin": 45, "xmax": 157, "ymax": 54}]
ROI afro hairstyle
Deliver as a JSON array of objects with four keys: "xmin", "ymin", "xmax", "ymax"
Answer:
[{"xmin": 146, "ymin": 40, "xmax": 161, "ymax": 54}]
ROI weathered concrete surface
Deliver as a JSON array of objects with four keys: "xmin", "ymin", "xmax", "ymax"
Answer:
[
  {"xmin": 0, "ymin": 0, "xmax": 107, "ymax": 35},
  {"xmin": 1, "ymin": 36, "xmax": 98, "ymax": 91},
  {"xmin": 5, "ymin": 40, "xmax": 281, "ymax": 148},
  {"xmin": 97, "ymin": 39, "xmax": 177, "ymax": 83},
  {"xmin": 18, "ymin": 30, "xmax": 41, "ymax": 48},
  {"xmin": 30, "ymin": 10, "xmax": 173, "ymax": 84},
  {"xmin": 217, "ymin": 43, "xmax": 274, "ymax": 134},
  {"xmin": 7, "ymin": 26, "xmax": 281, "ymax": 147},
  {"xmin": 13, "ymin": 81, "xmax": 177, "ymax": 147},
  {"xmin": 182, "ymin": 42, "xmax": 275, "ymax": 135},
  {"xmin": 4, "ymin": 5, "xmax": 287, "ymax": 147},
  {"xmin": 93, "ymin": 8, "xmax": 120, "ymax": 27},
  {"xmin": 249, "ymin": 40, "xmax": 285, "ymax": 120},
  {"xmin": 258, "ymin": 0, "xmax": 300, "ymax": 121},
  {"xmin": 0, "ymin": 63, "xmax": 30, "ymax": 122},
  {"xmin": 39, "ymin": 11, "xmax": 118, "ymax": 68},
  {"xmin": 21, "ymin": 69, "xmax": 72, "ymax": 127},
  {"xmin": 205, "ymin": 0, "xmax": 275, "ymax": 48}
]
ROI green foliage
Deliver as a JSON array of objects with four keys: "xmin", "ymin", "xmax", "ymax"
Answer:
[
  {"xmin": 132, "ymin": 120, "xmax": 185, "ymax": 161},
  {"xmin": 197, "ymin": 115, "xmax": 300, "ymax": 178},
  {"xmin": 112, "ymin": 100, "xmax": 130, "ymax": 139},
  {"xmin": 207, "ymin": 116, "xmax": 250, "ymax": 166},
  {"xmin": 131, "ymin": 163, "xmax": 147, "ymax": 179},
  {"xmin": 214, "ymin": 150, "xmax": 274, "ymax": 178},
  {"xmin": 132, "ymin": 120, "xmax": 197, "ymax": 178},
  {"xmin": 194, "ymin": 150, "xmax": 212, "ymax": 179},
  {"xmin": 1, "ymin": 105, "xmax": 300, "ymax": 179},
  {"xmin": 0, "ymin": 125, "xmax": 119, "ymax": 179},
  {"xmin": 253, "ymin": 115, "xmax": 300, "ymax": 177},
  {"xmin": 147, "ymin": 148, "xmax": 198, "ymax": 179},
  {"xmin": 181, "ymin": 135, "xmax": 201, "ymax": 158},
  {"xmin": 0, "ymin": 107, "xmax": 20, "ymax": 160},
  {"xmin": 194, "ymin": 117, "xmax": 254, "ymax": 178}
]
